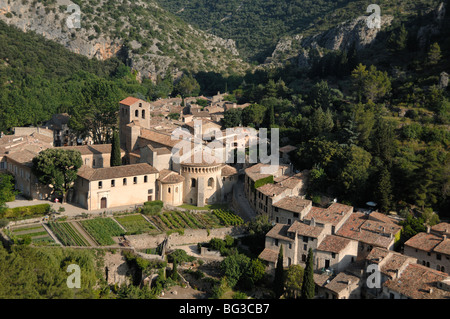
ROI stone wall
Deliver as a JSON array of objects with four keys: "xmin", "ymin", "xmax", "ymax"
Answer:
[{"xmin": 126, "ymin": 226, "xmax": 245, "ymax": 250}]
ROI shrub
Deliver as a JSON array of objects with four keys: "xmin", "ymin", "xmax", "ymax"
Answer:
[{"xmin": 0, "ymin": 203, "xmax": 51, "ymax": 220}]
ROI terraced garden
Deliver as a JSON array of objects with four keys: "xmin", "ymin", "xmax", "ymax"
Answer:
[
  {"xmin": 114, "ymin": 214, "xmax": 157, "ymax": 234},
  {"xmin": 47, "ymin": 222, "xmax": 89, "ymax": 246},
  {"xmin": 79, "ymin": 218, "xmax": 126, "ymax": 246},
  {"xmin": 11, "ymin": 224, "xmax": 54, "ymax": 244},
  {"xmin": 146, "ymin": 210, "xmax": 242, "ymax": 231}
]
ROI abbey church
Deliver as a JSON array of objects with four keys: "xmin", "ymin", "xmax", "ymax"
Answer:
[{"xmin": 72, "ymin": 97, "xmax": 239, "ymax": 210}]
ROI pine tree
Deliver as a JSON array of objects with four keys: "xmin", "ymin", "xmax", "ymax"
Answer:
[
  {"xmin": 273, "ymin": 245, "xmax": 285, "ymax": 298},
  {"xmin": 172, "ymin": 259, "xmax": 179, "ymax": 281},
  {"xmin": 427, "ymin": 42, "xmax": 442, "ymax": 66},
  {"xmin": 387, "ymin": 24, "xmax": 408, "ymax": 52},
  {"xmin": 375, "ymin": 165, "xmax": 393, "ymax": 213},
  {"xmin": 301, "ymin": 248, "xmax": 315, "ymax": 299},
  {"xmin": 110, "ymin": 130, "xmax": 122, "ymax": 167}
]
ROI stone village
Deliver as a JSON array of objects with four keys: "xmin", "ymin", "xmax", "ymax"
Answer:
[{"xmin": 0, "ymin": 94, "xmax": 449, "ymax": 299}]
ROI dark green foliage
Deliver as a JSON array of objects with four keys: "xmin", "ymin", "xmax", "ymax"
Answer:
[
  {"xmin": 301, "ymin": 248, "xmax": 315, "ymax": 299},
  {"xmin": 253, "ymin": 176, "xmax": 274, "ymax": 189},
  {"xmin": 167, "ymin": 249, "xmax": 196, "ymax": 263},
  {"xmin": 110, "ymin": 130, "xmax": 121, "ymax": 167},
  {"xmin": 0, "ymin": 203, "xmax": 51, "ymax": 220},
  {"xmin": 32, "ymin": 149, "xmax": 83, "ymax": 202},
  {"xmin": 221, "ymin": 108, "xmax": 242, "ymax": 128},
  {"xmin": 273, "ymin": 246, "xmax": 285, "ymax": 299},
  {"xmin": 0, "ymin": 245, "xmax": 99, "ymax": 298},
  {"xmin": 0, "ymin": 173, "xmax": 17, "ymax": 205}
]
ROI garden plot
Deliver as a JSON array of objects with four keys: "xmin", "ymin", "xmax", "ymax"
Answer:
[
  {"xmin": 47, "ymin": 222, "xmax": 90, "ymax": 246},
  {"xmin": 114, "ymin": 214, "xmax": 158, "ymax": 234},
  {"xmin": 11, "ymin": 224, "xmax": 54, "ymax": 244},
  {"xmin": 79, "ymin": 217, "xmax": 125, "ymax": 246}
]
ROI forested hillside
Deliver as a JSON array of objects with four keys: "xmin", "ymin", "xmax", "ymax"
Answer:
[
  {"xmin": 0, "ymin": 0, "xmax": 249, "ymax": 80},
  {"xmin": 216, "ymin": 2, "xmax": 450, "ymax": 219},
  {"xmin": 156, "ymin": 0, "xmax": 441, "ymax": 62}
]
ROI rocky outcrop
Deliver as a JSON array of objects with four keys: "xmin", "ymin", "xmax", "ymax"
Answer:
[
  {"xmin": 0, "ymin": 0, "xmax": 247, "ymax": 81},
  {"xmin": 417, "ymin": 2, "xmax": 446, "ymax": 49},
  {"xmin": 265, "ymin": 14, "xmax": 394, "ymax": 68}
]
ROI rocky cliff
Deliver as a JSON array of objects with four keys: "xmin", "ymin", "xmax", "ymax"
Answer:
[
  {"xmin": 265, "ymin": 14, "xmax": 394, "ymax": 69},
  {"xmin": 0, "ymin": 0, "xmax": 248, "ymax": 81}
]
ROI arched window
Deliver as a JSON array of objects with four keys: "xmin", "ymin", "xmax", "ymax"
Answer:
[
  {"xmin": 168, "ymin": 187, "xmax": 171, "ymax": 193},
  {"xmin": 142, "ymin": 110, "xmax": 145, "ymax": 119},
  {"xmin": 135, "ymin": 110, "xmax": 139, "ymax": 117},
  {"xmin": 208, "ymin": 177, "xmax": 214, "ymax": 188},
  {"xmin": 191, "ymin": 178, "xmax": 196, "ymax": 187}
]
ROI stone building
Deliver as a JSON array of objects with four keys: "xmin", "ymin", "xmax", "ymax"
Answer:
[
  {"xmin": 74, "ymin": 163, "xmax": 159, "ymax": 210},
  {"xmin": 118, "ymin": 97, "xmax": 239, "ymax": 208},
  {"xmin": 403, "ymin": 224, "xmax": 450, "ymax": 274}
]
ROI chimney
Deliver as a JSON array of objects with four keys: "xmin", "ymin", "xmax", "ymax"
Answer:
[{"xmin": 427, "ymin": 226, "xmax": 431, "ymax": 234}]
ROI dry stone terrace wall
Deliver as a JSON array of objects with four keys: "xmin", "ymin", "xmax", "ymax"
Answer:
[{"xmin": 126, "ymin": 226, "xmax": 245, "ymax": 250}]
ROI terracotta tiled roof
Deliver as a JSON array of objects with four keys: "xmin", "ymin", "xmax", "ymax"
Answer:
[
  {"xmin": 368, "ymin": 212, "xmax": 399, "ymax": 225},
  {"xmin": 257, "ymin": 183, "xmax": 288, "ymax": 197},
  {"xmin": 317, "ymin": 235, "xmax": 354, "ymax": 254},
  {"xmin": 221, "ymin": 164, "xmax": 238, "ymax": 176},
  {"xmin": 158, "ymin": 169, "xmax": 184, "ymax": 184},
  {"xmin": 404, "ymin": 232, "xmax": 442, "ymax": 252},
  {"xmin": 139, "ymin": 128, "xmax": 181, "ymax": 148},
  {"xmin": 287, "ymin": 220, "xmax": 324, "ymax": 238},
  {"xmin": 383, "ymin": 264, "xmax": 450, "ymax": 299},
  {"xmin": 433, "ymin": 238, "xmax": 450, "ymax": 255},
  {"xmin": 120, "ymin": 96, "xmax": 141, "ymax": 106},
  {"xmin": 60, "ymin": 144, "xmax": 124, "ymax": 156},
  {"xmin": 77, "ymin": 163, "xmax": 158, "ymax": 181},
  {"xmin": 335, "ymin": 213, "xmax": 395, "ymax": 248},
  {"xmin": 258, "ymin": 248, "xmax": 279, "ymax": 264},
  {"xmin": 272, "ymin": 196, "xmax": 312, "ymax": 214},
  {"xmin": 266, "ymin": 224, "xmax": 294, "ymax": 242},
  {"xmin": 322, "ymin": 272, "xmax": 360, "ymax": 294},
  {"xmin": 304, "ymin": 202, "xmax": 353, "ymax": 227},
  {"xmin": 432, "ymin": 222, "xmax": 450, "ymax": 235}
]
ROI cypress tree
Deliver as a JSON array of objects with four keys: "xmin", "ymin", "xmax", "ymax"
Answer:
[
  {"xmin": 301, "ymin": 248, "xmax": 315, "ymax": 299},
  {"xmin": 273, "ymin": 245, "xmax": 284, "ymax": 298},
  {"xmin": 110, "ymin": 130, "xmax": 121, "ymax": 167}
]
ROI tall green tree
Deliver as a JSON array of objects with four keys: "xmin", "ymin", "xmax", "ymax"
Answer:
[
  {"xmin": 284, "ymin": 264, "xmax": 304, "ymax": 299},
  {"xmin": 301, "ymin": 248, "xmax": 315, "ymax": 299},
  {"xmin": 273, "ymin": 245, "xmax": 284, "ymax": 298},
  {"xmin": 32, "ymin": 149, "xmax": 83, "ymax": 202},
  {"xmin": 387, "ymin": 24, "xmax": 408, "ymax": 52},
  {"xmin": 427, "ymin": 42, "xmax": 442, "ymax": 66},
  {"xmin": 69, "ymin": 77, "xmax": 122, "ymax": 144},
  {"xmin": 110, "ymin": 130, "xmax": 122, "ymax": 167},
  {"xmin": 374, "ymin": 165, "xmax": 393, "ymax": 213}
]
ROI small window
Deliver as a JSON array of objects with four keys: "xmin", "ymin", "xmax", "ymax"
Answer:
[
  {"xmin": 123, "ymin": 178, "xmax": 127, "ymax": 185},
  {"xmin": 144, "ymin": 175, "xmax": 148, "ymax": 183},
  {"xmin": 111, "ymin": 180, "xmax": 115, "ymax": 187},
  {"xmin": 304, "ymin": 244, "xmax": 307, "ymax": 251},
  {"xmin": 142, "ymin": 110, "xmax": 145, "ymax": 119},
  {"xmin": 274, "ymin": 207, "xmax": 278, "ymax": 212},
  {"xmin": 275, "ymin": 217, "xmax": 279, "ymax": 223},
  {"xmin": 191, "ymin": 178, "xmax": 196, "ymax": 187},
  {"xmin": 148, "ymin": 189, "xmax": 153, "ymax": 194},
  {"xmin": 275, "ymin": 239, "xmax": 279, "ymax": 246},
  {"xmin": 287, "ymin": 218, "xmax": 291, "ymax": 225},
  {"xmin": 293, "ymin": 213, "xmax": 299, "ymax": 218},
  {"xmin": 135, "ymin": 110, "xmax": 139, "ymax": 117},
  {"xmin": 168, "ymin": 187, "xmax": 171, "ymax": 193},
  {"xmin": 208, "ymin": 177, "xmax": 214, "ymax": 188},
  {"xmin": 98, "ymin": 181, "xmax": 102, "ymax": 189},
  {"xmin": 93, "ymin": 159, "xmax": 96, "ymax": 167},
  {"xmin": 133, "ymin": 177, "xmax": 137, "ymax": 184},
  {"xmin": 331, "ymin": 253, "xmax": 336, "ymax": 259},
  {"xmin": 437, "ymin": 254, "xmax": 442, "ymax": 260}
]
